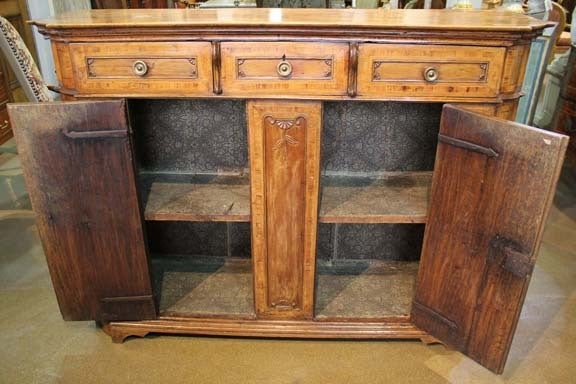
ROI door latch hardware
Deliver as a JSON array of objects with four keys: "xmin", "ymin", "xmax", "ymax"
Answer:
[{"xmin": 488, "ymin": 235, "xmax": 533, "ymax": 278}]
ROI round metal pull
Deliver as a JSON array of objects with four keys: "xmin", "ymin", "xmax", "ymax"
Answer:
[
  {"xmin": 133, "ymin": 60, "xmax": 149, "ymax": 77},
  {"xmin": 277, "ymin": 60, "xmax": 293, "ymax": 78},
  {"xmin": 424, "ymin": 67, "xmax": 439, "ymax": 82}
]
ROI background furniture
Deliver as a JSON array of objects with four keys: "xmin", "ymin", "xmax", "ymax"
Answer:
[
  {"xmin": 515, "ymin": 1, "xmax": 567, "ymax": 125},
  {"xmin": 552, "ymin": 44, "xmax": 576, "ymax": 165},
  {"xmin": 0, "ymin": 17, "xmax": 50, "ymax": 103},
  {"xmin": 21, "ymin": 9, "xmax": 565, "ymax": 375},
  {"xmin": 0, "ymin": 0, "xmax": 39, "ymax": 144}
]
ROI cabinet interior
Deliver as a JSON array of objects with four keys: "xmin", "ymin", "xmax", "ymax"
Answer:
[
  {"xmin": 131, "ymin": 99, "xmax": 253, "ymax": 317},
  {"xmin": 129, "ymin": 99, "xmax": 442, "ymax": 319},
  {"xmin": 315, "ymin": 102, "xmax": 441, "ymax": 319}
]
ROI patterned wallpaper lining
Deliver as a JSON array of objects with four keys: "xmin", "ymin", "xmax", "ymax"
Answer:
[{"xmin": 133, "ymin": 100, "xmax": 440, "ymax": 262}]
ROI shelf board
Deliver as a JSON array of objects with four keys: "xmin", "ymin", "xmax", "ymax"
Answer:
[
  {"xmin": 152, "ymin": 256, "xmax": 254, "ymax": 318},
  {"xmin": 315, "ymin": 260, "xmax": 419, "ymax": 319},
  {"xmin": 142, "ymin": 171, "xmax": 431, "ymax": 224},
  {"xmin": 319, "ymin": 172, "xmax": 431, "ymax": 224},
  {"xmin": 141, "ymin": 173, "xmax": 250, "ymax": 222}
]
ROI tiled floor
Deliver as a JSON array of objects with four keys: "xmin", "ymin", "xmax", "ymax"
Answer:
[{"xmin": 1, "ymin": 139, "xmax": 575, "ymax": 383}]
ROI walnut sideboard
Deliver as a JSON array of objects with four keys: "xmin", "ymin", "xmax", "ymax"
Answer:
[{"xmin": 8, "ymin": 9, "xmax": 569, "ymax": 374}]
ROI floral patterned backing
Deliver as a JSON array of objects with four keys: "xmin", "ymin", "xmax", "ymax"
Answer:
[{"xmin": 0, "ymin": 17, "xmax": 50, "ymax": 102}]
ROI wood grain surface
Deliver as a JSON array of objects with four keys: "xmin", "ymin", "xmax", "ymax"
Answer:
[
  {"xmin": 8, "ymin": 100, "xmax": 155, "ymax": 321},
  {"xmin": 358, "ymin": 44, "xmax": 505, "ymax": 99},
  {"xmin": 32, "ymin": 9, "xmax": 548, "ymax": 32},
  {"xmin": 27, "ymin": 9, "xmax": 556, "ymax": 374},
  {"xmin": 221, "ymin": 42, "xmax": 349, "ymax": 97},
  {"xmin": 319, "ymin": 172, "xmax": 431, "ymax": 224},
  {"xmin": 69, "ymin": 42, "xmax": 213, "ymax": 96},
  {"xmin": 141, "ymin": 173, "xmax": 250, "ymax": 222},
  {"xmin": 413, "ymin": 105, "xmax": 568, "ymax": 373},
  {"xmin": 248, "ymin": 100, "xmax": 321, "ymax": 320}
]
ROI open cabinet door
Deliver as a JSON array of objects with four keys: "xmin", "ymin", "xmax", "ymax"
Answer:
[
  {"xmin": 8, "ymin": 100, "xmax": 155, "ymax": 322},
  {"xmin": 412, "ymin": 105, "xmax": 568, "ymax": 373}
]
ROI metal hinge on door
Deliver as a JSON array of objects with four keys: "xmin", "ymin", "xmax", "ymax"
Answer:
[{"xmin": 438, "ymin": 134, "xmax": 499, "ymax": 158}]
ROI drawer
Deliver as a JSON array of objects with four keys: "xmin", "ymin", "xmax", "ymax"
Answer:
[
  {"xmin": 69, "ymin": 42, "xmax": 213, "ymax": 96},
  {"xmin": 357, "ymin": 44, "xmax": 506, "ymax": 99},
  {"xmin": 220, "ymin": 42, "xmax": 349, "ymax": 97}
]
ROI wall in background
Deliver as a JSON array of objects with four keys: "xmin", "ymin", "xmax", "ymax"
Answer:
[{"xmin": 26, "ymin": 0, "xmax": 91, "ymax": 94}]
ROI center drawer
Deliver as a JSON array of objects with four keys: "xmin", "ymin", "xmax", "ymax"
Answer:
[
  {"xmin": 357, "ymin": 44, "xmax": 506, "ymax": 99},
  {"xmin": 69, "ymin": 42, "xmax": 213, "ymax": 96},
  {"xmin": 220, "ymin": 42, "xmax": 349, "ymax": 97}
]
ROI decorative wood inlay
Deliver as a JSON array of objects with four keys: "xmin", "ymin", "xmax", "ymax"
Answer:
[
  {"xmin": 248, "ymin": 101, "xmax": 321, "ymax": 320},
  {"xmin": 371, "ymin": 60, "xmax": 490, "ymax": 83},
  {"xmin": 500, "ymin": 43, "xmax": 530, "ymax": 94},
  {"xmin": 220, "ymin": 42, "xmax": 348, "ymax": 96},
  {"xmin": 85, "ymin": 56, "xmax": 199, "ymax": 79},
  {"xmin": 360, "ymin": 44, "xmax": 505, "ymax": 98},
  {"xmin": 233, "ymin": 56, "xmax": 335, "ymax": 80},
  {"xmin": 70, "ymin": 42, "xmax": 213, "ymax": 96}
]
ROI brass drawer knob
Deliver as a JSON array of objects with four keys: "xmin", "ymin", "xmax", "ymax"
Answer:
[
  {"xmin": 277, "ymin": 59, "xmax": 293, "ymax": 78},
  {"xmin": 0, "ymin": 120, "xmax": 8, "ymax": 131},
  {"xmin": 133, "ymin": 60, "xmax": 149, "ymax": 77},
  {"xmin": 424, "ymin": 67, "xmax": 439, "ymax": 82}
]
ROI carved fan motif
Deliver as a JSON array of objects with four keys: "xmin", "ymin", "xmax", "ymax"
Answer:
[{"xmin": 265, "ymin": 116, "xmax": 305, "ymax": 164}]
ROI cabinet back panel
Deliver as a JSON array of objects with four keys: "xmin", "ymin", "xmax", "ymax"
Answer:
[
  {"xmin": 317, "ymin": 223, "xmax": 424, "ymax": 262},
  {"xmin": 147, "ymin": 221, "xmax": 251, "ymax": 258},
  {"xmin": 130, "ymin": 99, "xmax": 248, "ymax": 174},
  {"xmin": 322, "ymin": 102, "xmax": 442, "ymax": 173}
]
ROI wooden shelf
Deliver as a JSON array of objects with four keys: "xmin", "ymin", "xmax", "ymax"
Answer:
[
  {"xmin": 152, "ymin": 256, "xmax": 254, "ymax": 318},
  {"xmin": 315, "ymin": 260, "xmax": 419, "ymax": 319},
  {"xmin": 142, "ymin": 171, "xmax": 431, "ymax": 224},
  {"xmin": 141, "ymin": 173, "xmax": 250, "ymax": 222},
  {"xmin": 319, "ymin": 172, "xmax": 432, "ymax": 224}
]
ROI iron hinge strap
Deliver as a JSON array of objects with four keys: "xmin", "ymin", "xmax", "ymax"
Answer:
[
  {"xmin": 438, "ymin": 134, "xmax": 499, "ymax": 158},
  {"xmin": 62, "ymin": 128, "xmax": 127, "ymax": 140}
]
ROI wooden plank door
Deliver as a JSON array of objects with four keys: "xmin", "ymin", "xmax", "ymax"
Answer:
[
  {"xmin": 413, "ymin": 105, "xmax": 568, "ymax": 374},
  {"xmin": 8, "ymin": 100, "xmax": 155, "ymax": 322},
  {"xmin": 248, "ymin": 100, "xmax": 321, "ymax": 319}
]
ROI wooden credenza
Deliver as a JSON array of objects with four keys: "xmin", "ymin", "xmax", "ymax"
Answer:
[{"xmin": 11, "ymin": 9, "xmax": 569, "ymax": 374}]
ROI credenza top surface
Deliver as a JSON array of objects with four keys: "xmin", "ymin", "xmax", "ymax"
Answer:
[{"xmin": 32, "ymin": 9, "xmax": 548, "ymax": 33}]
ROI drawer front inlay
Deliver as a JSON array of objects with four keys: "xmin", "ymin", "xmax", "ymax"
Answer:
[
  {"xmin": 358, "ymin": 44, "xmax": 505, "ymax": 99},
  {"xmin": 236, "ymin": 57, "xmax": 333, "ymax": 81},
  {"xmin": 221, "ymin": 42, "xmax": 348, "ymax": 96},
  {"xmin": 70, "ymin": 42, "xmax": 213, "ymax": 96},
  {"xmin": 85, "ymin": 57, "xmax": 199, "ymax": 79}
]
